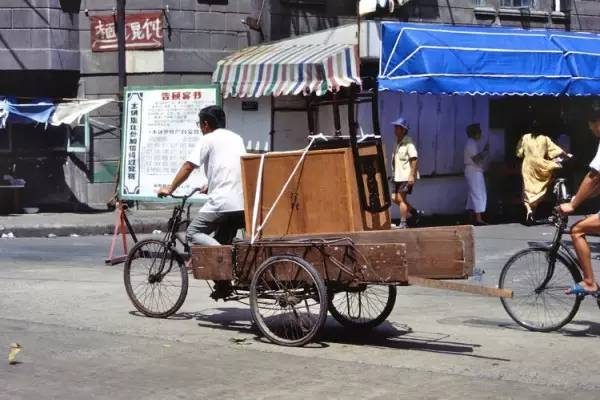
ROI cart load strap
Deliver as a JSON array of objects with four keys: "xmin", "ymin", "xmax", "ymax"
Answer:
[{"xmin": 213, "ymin": 43, "xmax": 361, "ymax": 98}]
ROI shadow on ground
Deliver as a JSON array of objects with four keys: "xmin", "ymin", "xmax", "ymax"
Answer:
[{"xmin": 128, "ymin": 307, "xmax": 511, "ymax": 361}]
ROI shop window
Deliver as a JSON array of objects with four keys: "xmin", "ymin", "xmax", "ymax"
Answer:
[
  {"xmin": 0, "ymin": 121, "xmax": 90, "ymax": 153},
  {"xmin": 10, "ymin": 123, "xmax": 66, "ymax": 152},
  {"xmin": 500, "ymin": 0, "xmax": 534, "ymax": 7},
  {"xmin": 67, "ymin": 116, "xmax": 90, "ymax": 153},
  {"xmin": 280, "ymin": 0, "xmax": 327, "ymax": 5}
]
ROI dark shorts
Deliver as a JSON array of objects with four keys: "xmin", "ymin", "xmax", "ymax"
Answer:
[{"xmin": 393, "ymin": 181, "xmax": 413, "ymax": 195}]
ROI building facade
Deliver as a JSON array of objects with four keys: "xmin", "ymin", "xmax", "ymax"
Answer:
[{"xmin": 0, "ymin": 0, "xmax": 599, "ymax": 212}]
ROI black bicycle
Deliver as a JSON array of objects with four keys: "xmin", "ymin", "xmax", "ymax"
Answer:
[
  {"xmin": 499, "ymin": 178, "xmax": 600, "ymax": 332},
  {"xmin": 123, "ymin": 189, "xmax": 199, "ymax": 318}
]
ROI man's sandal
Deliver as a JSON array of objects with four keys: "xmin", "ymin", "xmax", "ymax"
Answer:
[{"xmin": 565, "ymin": 283, "xmax": 600, "ymax": 297}]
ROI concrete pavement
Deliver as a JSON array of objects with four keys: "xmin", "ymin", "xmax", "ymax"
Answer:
[{"xmin": 1, "ymin": 223, "xmax": 600, "ymax": 399}]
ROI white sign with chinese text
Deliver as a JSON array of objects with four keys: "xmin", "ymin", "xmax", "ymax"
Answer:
[{"xmin": 120, "ymin": 85, "xmax": 220, "ymax": 202}]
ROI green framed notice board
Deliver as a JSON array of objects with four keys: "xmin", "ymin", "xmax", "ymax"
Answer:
[{"xmin": 119, "ymin": 84, "xmax": 220, "ymax": 202}]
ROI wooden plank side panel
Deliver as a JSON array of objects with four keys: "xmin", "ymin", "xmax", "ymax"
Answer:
[
  {"xmin": 190, "ymin": 243, "xmax": 408, "ymax": 284},
  {"xmin": 407, "ymin": 239, "xmax": 465, "ymax": 279},
  {"xmin": 357, "ymin": 243, "xmax": 408, "ymax": 282},
  {"xmin": 191, "ymin": 245, "xmax": 233, "ymax": 280},
  {"xmin": 234, "ymin": 243, "xmax": 407, "ymax": 284},
  {"xmin": 285, "ymin": 226, "xmax": 475, "ymax": 279}
]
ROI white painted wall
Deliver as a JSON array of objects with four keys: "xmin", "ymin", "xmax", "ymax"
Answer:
[
  {"xmin": 379, "ymin": 92, "xmax": 504, "ymax": 217},
  {"xmin": 224, "ymin": 97, "xmax": 271, "ymax": 152}
]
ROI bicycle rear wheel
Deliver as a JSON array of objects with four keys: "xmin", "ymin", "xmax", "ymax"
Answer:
[
  {"xmin": 124, "ymin": 239, "xmax": 188, "ymax": 318},
  {"xmin": 499, "ymin": 248, "xmax": 582, "ymax": 332}
]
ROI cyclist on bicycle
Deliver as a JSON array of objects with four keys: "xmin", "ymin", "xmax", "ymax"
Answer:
[
  {"xmin": 558, "ymin": 109, "xmax": 600, "ymax": 297},
  {"xmin": 158, "ymin": 105, "xmax": 246, "ymax": 247}
]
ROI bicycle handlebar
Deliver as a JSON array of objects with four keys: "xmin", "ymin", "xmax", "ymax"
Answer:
[{"xmin": 169, "ymin": 187, "xmax": 203, "ymax": 200}]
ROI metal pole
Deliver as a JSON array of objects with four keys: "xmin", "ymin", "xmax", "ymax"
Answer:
[
  {"xmin": 117, "ymin": 0, "xmax": 127, "ymax": 96},
  {"xmin": 356, "ymin": 0, "xmax": 361, "ymax": 61},
  {"xmin": 112, "ymin": 0, "xmax": 127, "ymax": 207},
  {"xmin": 269, "ymin": 95, "xmax": 275, "ymax": 151}
]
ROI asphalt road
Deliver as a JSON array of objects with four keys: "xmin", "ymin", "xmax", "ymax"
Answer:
[{"xmin": 1, "ymin": 225, "xmax": 600, "ymax": 400}]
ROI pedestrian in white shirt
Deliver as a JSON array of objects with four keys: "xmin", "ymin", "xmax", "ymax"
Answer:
[{"xmin": 464, "ymin": 123, "xmax": 490, "ymax": 225}]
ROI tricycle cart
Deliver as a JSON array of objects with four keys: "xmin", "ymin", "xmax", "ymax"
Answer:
[
  {"xmin": 123, "ymin": 188, "xmax": 510, "ymax": 347},
  {"xmin": 123, "ymin": 86, "xmax": 511, "ymax": 346}
]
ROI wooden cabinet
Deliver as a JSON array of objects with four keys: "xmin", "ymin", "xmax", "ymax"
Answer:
[{"xmin": 240, "ymin": 146, "xmax": 391, "ymax": 238}]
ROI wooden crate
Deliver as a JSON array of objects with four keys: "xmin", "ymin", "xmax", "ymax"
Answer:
[{"xmin": 240, "ymin": 147, "xmax": 391, "ymax": 238}]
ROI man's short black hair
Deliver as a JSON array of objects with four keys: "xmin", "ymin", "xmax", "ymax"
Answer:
[
  {"xmin": 199, "ymin": 105, "xmax": 226, "ymax": 130},
  {"xmin": 588, "ymin": 108, "xmax": 600, "ymax": 123},
  {"xmin": 466, "ymin": 123, "xmax": 481, "ymax": 138}
]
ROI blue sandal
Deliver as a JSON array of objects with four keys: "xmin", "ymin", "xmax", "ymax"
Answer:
[{"xmin": 566, "ymin": 283, "xmax": 600, "ymax": 297}]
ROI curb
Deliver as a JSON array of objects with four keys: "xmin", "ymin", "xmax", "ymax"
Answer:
[{"xmin": 0, "ymin": 220, "xmax": 169, "ymax": 238}]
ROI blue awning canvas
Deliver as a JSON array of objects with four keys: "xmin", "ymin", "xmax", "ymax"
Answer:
[
  {"xmin": 549, "ymin": 32, "xmax": 600, "ymax": 96},
  {"xmin": 378, "ymin": 22, "xmax": 600, "ymax": 96},
  {"xmin": 0, "ymin": 98, "xmax": 56, "ymax": 127}
]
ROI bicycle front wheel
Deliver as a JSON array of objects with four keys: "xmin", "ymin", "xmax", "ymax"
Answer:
[
  {"xmin": 499, "ymin": 248, "xmax": 582, "ymax": 332},
  {"xmin": 124, "ymin": 239, "xmax": 189, "ymax": 318}
]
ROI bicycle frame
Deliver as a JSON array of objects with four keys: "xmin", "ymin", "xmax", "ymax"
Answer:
[
  {"xmin": 153, "ymin": 189, "xmax": 201, "ymax": 277},
  {"xmin": 534, "ymin": 178, "xmax": 582, "ymax": 292}
]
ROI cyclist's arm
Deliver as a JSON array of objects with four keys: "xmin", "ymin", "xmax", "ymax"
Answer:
[
  {"xmin": 159, "ymin": 161, "xmax": 196, "ymax": 196},
  {"xmin": 571, "ymin": 169, "xmax": 600, "ymax": 209}
]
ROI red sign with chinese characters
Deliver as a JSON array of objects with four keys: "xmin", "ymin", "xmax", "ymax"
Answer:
[{"xmin": 90, "ymin": 12, "xmax": 164, "ymax": 52}]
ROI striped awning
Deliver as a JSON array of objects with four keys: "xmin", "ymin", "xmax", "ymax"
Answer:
[{"xmin": 212, "ymin": 43, "xmax": 361, "ymax": 98}]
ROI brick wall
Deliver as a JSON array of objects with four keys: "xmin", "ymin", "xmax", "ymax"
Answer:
[{"xmin": 0, "ymin": 0, "xmax": 79, "ymax": 70}]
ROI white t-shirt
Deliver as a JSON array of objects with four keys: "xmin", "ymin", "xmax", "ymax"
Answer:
[
  {"xmin": 464, "ymin": 138, "xmax": 484, "ymax": 173},
  {"xmin": 590, "ymin": 142, "xmax": 600, "ymax": 172},
  {"xmin": 186, "ymin": 128, "xmax": 246, "ymax": 213},
  {"xmin": 393, "ymin": 136, "xmax": 419, "ymax": 182}
]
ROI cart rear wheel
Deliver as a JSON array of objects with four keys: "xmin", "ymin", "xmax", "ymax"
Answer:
[
  {"xmin": 250, "ymin": 256, "xmax": 328, "ymax": 347},
  {"xmin": 124, "ymin": 239, "xmax": 188, "ymax": 318},
  {"xmin": 329, "ymin": 285, "xmax": 396, "ymax": 329}
]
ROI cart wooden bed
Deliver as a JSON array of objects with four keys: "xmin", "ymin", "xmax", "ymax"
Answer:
[{"xmin": 188, "ymin": 224, "xmax": 511, "ymax": 346}]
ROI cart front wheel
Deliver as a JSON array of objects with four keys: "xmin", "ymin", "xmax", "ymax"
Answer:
[
  {"xmin": 124, "ymin": 239, "xmax": 188, "ymax": 318},
  {"xmin": 329, "ymin": 285, "xmax": 396, "ymax": 329},
  {"xmin": 250, "ymin": 256, "xmax": 328, "ymax": 347}
]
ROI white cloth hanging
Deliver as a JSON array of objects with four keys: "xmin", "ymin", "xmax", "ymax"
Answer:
[
  {"xmin": 49, "ymin": 99, "xmax": 113, "ymax": 127},
  {"xmin": 0, "ymin": 99, "xmax": 8, "ymax": 129},
  {"xmin": 359, "ymin": 0, "xmax": 378, "ymax": 15}
]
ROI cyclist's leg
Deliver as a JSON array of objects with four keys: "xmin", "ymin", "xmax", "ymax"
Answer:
[
  {"xmin": 570, "ymin": 214, "xmax": 600, "ymax": 291},
  {"xmin": 214, "ymin": 211, "xmax": 245, "ymax": 245},
  {"xmin": 186, "ymin": 212, "xmax": 221, "ymax": 246}
]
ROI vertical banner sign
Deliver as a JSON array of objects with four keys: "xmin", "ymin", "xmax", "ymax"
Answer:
[
  {"xmin": 90, "ymin": 12, "xmax": 164, "ymax": 52},
  {"xmin": 120, "ymin": 85, "xmax": 220, "ymax": 202}
]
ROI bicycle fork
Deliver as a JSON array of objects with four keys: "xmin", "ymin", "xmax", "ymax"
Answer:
[{"xmin": 535, "ymin": 244, "xmax": 560, "ymax": 294}]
